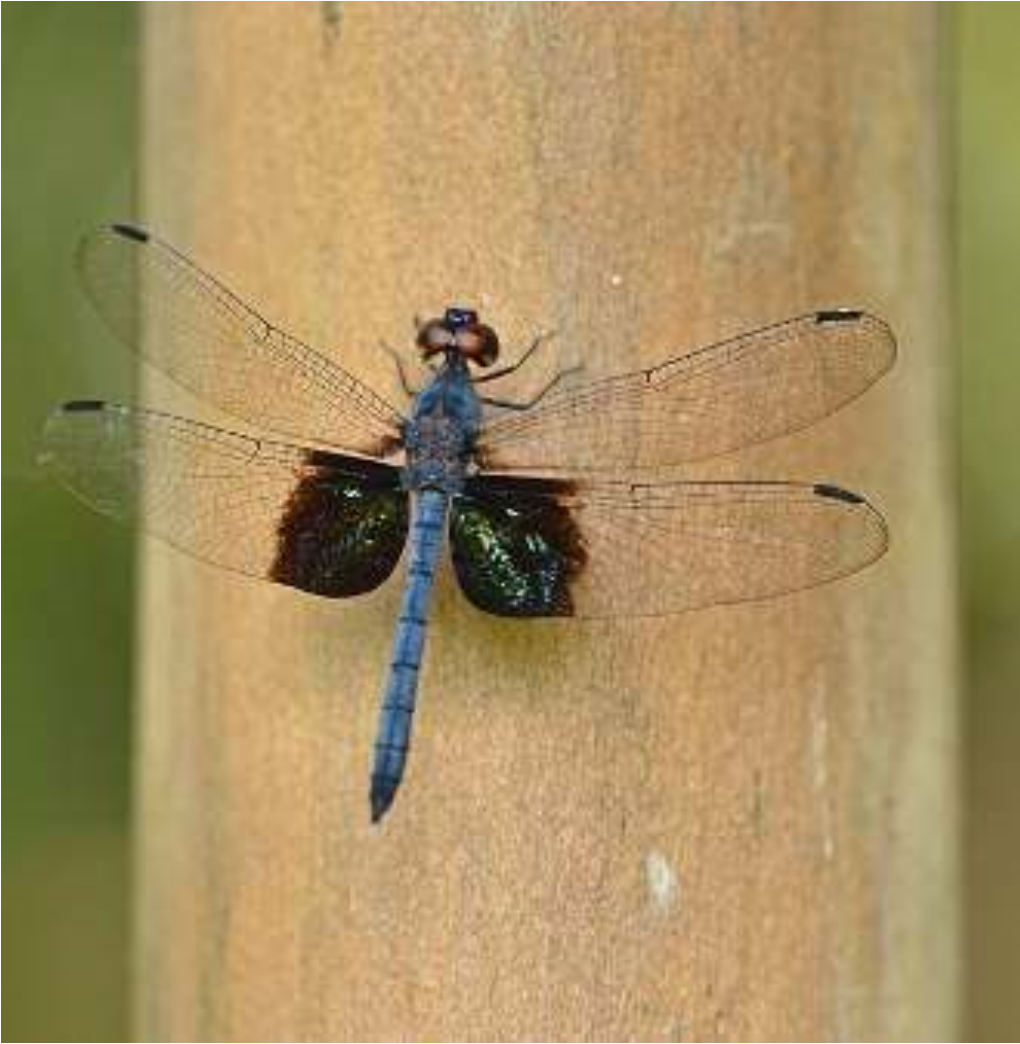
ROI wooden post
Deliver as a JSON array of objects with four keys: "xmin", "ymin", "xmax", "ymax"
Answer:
[{"xmin": 137, "ymin": 5, "xmax": 957, "ymax": 1040}]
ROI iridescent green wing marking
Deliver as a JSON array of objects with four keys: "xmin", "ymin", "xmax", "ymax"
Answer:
[
  {"xmin": 450, "ymin": 475, "xmax": 586, "ymax": 617},
  {"xmin": 272, "ymin": 449, "xmax": 408, "ymax": 597}
]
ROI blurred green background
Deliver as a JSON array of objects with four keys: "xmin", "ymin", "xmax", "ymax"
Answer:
[
  {"xmin": 3, "ymin": 5, "xmax": 1018, "ymax": 1040},
  {"xmin": 4, "ymin": 6, "xmax": 136, "ymax": 1041}
]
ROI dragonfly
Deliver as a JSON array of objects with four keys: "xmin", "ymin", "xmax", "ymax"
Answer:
[{"xmin": 40, "ymin": 223, "xmax": 895, "ymax": 822}]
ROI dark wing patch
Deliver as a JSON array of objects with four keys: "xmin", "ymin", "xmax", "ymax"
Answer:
[
  {"xmin": 450, "ymin": 475, "xmax": 586, "ymax": 617},
  {"xmin": 272, "ymin": 467, "xmax": 408, "ymax": 597},
  {"xmin": 77, "ymin": 223, "xmax": 405, "ymax": 455},
  {"xmin": 476, "ymin": 309, "xmax": 895, "ymax": 474},
  {"xmin": 39, "ymin": 400, "xmax": 408, "ymax": 600}
]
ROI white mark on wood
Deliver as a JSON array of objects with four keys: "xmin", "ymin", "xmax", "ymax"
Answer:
[
  {"xmin": 811, "ymin": 678, "xmax": 836, "ymax": 862},
  {"xmin": 811, "ymin": 700, "xmax": 829, "ymax": 791},
  {"xmin": 645, "ymin": 850, "xmax": 680, "ymax": 916}
]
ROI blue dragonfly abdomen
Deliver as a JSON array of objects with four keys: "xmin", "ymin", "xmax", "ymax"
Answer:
[{"xmin": 370, "ymin": 488, "xmax": 449, "ymax": 821}]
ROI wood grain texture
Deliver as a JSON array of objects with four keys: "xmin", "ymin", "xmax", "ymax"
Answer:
[{"xmin": 135, "ymin": 4, "xmax": 958, "ymax": 1040}]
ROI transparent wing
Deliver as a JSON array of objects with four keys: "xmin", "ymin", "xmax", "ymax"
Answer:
[
  {"xmin": 39, "ymin": 401, "xmax": 409, "ymax": 599},
  {"xmin": 476, "ymin": 310, "xmax": 895, "ymax": 474},
  {"xmin": 451, "ymin": 474, "xmax": 888, "ymax": 619},
  {"xmin": 77, "ymin": 224, "xmax": 405, "ymax": 455}
]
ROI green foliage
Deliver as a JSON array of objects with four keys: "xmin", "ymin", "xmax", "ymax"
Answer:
[
  {"xmin": 959, "ymin": 7, "xmax": 1020, "ymax": 1040},
  {"xmin": 3, "ymin": 6, "xmax": 137, "ymax": 1040}
]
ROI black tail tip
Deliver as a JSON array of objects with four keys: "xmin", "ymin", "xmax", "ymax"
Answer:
[{"xmin": 370, "ymin": 775, "xmax": 399, "ymax": 824}]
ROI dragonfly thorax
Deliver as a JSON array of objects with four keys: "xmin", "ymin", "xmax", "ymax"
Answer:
[{"xmin": 402, "ymin": 365, "xmax": 481, "ymax": 493}]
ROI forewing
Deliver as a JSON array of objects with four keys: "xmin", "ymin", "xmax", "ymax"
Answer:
[
  {"xmin": 77, "ymin": 224, "xmax": 405, "ymax": 455},
  {"xmin": 451, "ymin": 474, "xmax": 888, "ymax": 618},
  {"xmin": 476, "ymin": 310, "xmax": 895, "ymax": 474},
  {"xmin": 39, "ymin": 401, "xmax": 409, "ymax": 599}
]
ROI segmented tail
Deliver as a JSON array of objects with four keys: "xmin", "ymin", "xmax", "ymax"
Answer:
[{"xmin": 370, "ymin": 489, "xmax": 448, "ymax": 822}]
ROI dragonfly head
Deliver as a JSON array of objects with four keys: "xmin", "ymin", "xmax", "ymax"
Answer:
[{"xmin": 416, "ymin": 307, "xmax": 500, "ymax": 368}]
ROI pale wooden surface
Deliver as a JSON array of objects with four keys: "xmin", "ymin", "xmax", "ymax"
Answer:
[{"xmin": 136, "ymin": 5, "xmax": 957, "ymax": 1041}]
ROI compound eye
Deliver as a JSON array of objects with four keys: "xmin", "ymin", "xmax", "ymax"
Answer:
[
  {"xmin": 456, "ymin": 325, "xmax": 499, "ymax": 366},
  {"xmin": 417, "ymin": 320, "xmax": 454, "ymax": 355}
]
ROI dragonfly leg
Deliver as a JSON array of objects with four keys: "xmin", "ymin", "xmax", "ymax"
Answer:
[
  {"xmin": 376, "ymin": 340, "xmax": 417, "ymax": 398},
  {"xmin": 473, "ymin": 329, "xmax": 557, "ymax": 384},
  {"xmin": 479, "ymin": 363, "xmax": 582, "ymax": 411}
]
